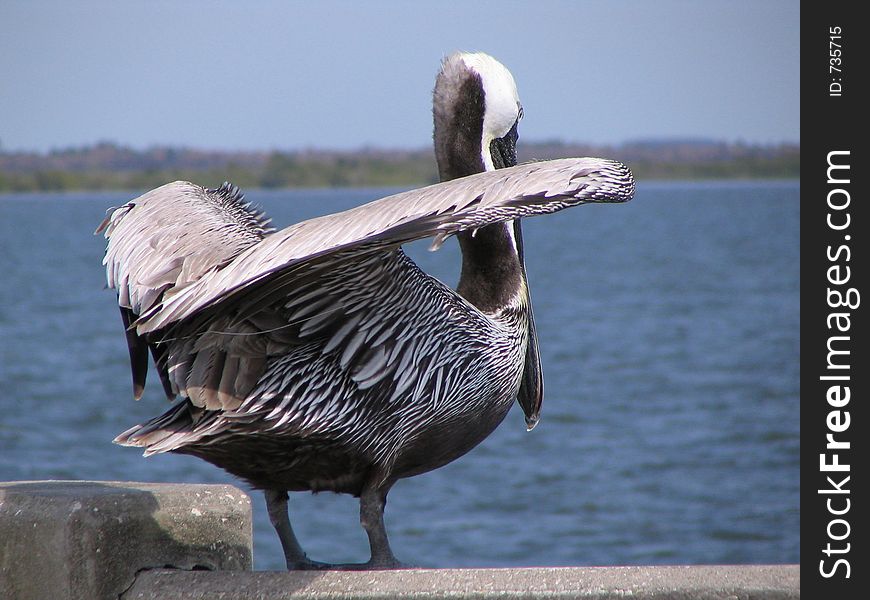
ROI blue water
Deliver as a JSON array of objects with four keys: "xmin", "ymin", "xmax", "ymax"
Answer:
[{"xmin": 0, "ymin": 180, "xmax": 800, "ymax": 569}]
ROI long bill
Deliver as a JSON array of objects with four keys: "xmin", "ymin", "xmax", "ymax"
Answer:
[
  {"xmin": 517, "ymin": 302, "xmax": 543, "ymax": 431},
  {"xmin": 512, "ymin": 220, "xmax": 543, "ymax": 431}
]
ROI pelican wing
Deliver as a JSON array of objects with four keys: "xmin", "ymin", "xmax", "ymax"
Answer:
[
  {"xmin": 114, "ymin": 249, "xmax": 508, "ymax": 452},
  {"xmin": 126, "ymin": 157, "xmax": 633, "ymax": 334},
  {"xmin": 97, "ymin": 182, "xmax": 273, "ymax": 398},
  {"xmin": 98, "ymin": 181, "xmax": 273, "ymax": 317}
]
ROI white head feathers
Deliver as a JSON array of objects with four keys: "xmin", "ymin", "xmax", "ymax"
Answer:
[{"xmin": 455, "ymin": 52, "xmax": 522, "ymax": 170}]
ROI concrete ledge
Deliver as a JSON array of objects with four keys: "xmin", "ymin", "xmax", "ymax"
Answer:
[
  {"xmin": 1, "ymin": 480, "xmax": 799, "ymax": 600},
  {"xmin": 123, "ymin": 565, "xmax": 800, "ymax": 599},
  {"xmin": 0, "ymin": 480, "xmax": 252, "ymax": 600}
]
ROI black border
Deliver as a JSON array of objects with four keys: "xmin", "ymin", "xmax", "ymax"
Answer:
[{"xmin": 801, "ymin": 4, "xmax": 866, "ymax": 597}]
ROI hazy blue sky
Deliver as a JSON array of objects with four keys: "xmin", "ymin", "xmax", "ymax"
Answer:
[{"xmin": 1, "ymin": 1, "xmax": 799, "ymax": 153}]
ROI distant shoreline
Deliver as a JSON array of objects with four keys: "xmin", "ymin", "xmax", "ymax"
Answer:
[{"xmin": 0, "ymin": 140, "xmax": 799, "ymax": 193}]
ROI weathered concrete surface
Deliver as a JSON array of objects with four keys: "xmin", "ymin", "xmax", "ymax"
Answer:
[
  {"xmin": 123, "ymin": 565, "xmax": 799, "ymax": 599},
  {"xmin": 0, "ymin": 480, "xmax": 252, "ymax": 600}
]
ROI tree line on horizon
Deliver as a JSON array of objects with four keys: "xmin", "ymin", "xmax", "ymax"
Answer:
[{"xmin": 0, "ymin": 140, "xmax": 799, "ymax": 193}]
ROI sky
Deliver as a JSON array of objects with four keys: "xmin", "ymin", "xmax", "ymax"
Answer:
[{"xmin": 1, "ymin": 0, "xmax": 799, "ymax": 153}]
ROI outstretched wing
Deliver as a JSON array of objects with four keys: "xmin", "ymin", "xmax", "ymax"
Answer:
[
  {"xmin": 101, "ymin": 156, "xmax": 633, "ymax": 436},
  {"xmin": 98, "ymin": 181, "xmax": 273, "ymax": 316},
  {"xmin": 97, "ymin": 181, "xmax": 273, "ymax": 398},
  {"xmin": 128, "ymin": 157, "xmax": 634, "ymax": 334}
]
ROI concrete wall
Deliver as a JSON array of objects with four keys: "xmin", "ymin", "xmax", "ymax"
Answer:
[
  {"xmin": 0, "ymin": 480, "xmax": 252, "ymax": 600},
  {"xmin": 1, "ymin": 480, "xmax": 799, "ymax": 600}
]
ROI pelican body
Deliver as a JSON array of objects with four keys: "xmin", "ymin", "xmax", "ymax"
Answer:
[{"xmin": 99, "ymin": 52, "xmax": 634, "ymax": 569}]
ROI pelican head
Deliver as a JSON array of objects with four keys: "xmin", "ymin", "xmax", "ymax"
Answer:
[
  {"xmin": 433, "ymin": 51, "xmax": 523, "ymax": 180},
  {"xmin": 433, "ymin": 51, "xmax": 542, "ymax": 430}
]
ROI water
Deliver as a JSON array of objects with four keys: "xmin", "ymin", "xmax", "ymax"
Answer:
[{"xmin": 0, "ymin": 180, "xmax": 800, "ymax": 569}]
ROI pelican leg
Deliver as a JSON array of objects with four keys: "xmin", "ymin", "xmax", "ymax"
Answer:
[
  {"xmin": 358, "ymin": 482, "xmax": 408, "ymax": 569},
  {"xmin": 264, "ymin": 489, "xmax": 325, "ymax": 570}
]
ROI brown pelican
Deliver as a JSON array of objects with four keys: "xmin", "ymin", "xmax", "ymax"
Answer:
[{"xmin": 98, "ymin": 52, "xmax": 634, "ymax": 569}]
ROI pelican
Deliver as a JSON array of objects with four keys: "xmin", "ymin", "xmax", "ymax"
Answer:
[{"xmin": 98, "ymin": 52, "xmax": 634, "ymax": 569}]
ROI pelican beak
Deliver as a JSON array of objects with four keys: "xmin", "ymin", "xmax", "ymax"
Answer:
[
  {"xmin": 493, "ymin": 116, "xmax": 538, "ymax": 427},
  {"xmin": 489, "ymin": 120, "xmax": 519, "ymax": 170},
  {"xmin": 517, "ymin": 302, "xmax": 543, "ymax": 430},
  {"xmin": 513, "ymin": 221, "xmax": 543, "ymax": 430}
]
